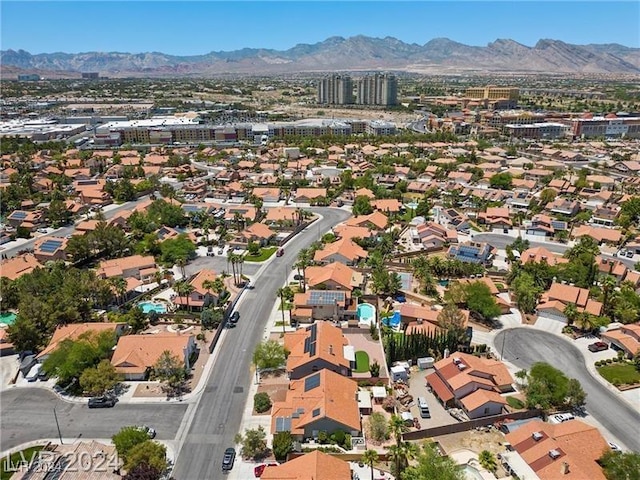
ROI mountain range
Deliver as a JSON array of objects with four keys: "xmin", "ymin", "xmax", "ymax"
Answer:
[{"xmin": 2, "ymin": 36, "xmax": 639, "ymax": 76}]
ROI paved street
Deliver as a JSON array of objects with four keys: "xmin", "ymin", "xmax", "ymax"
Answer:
[
  {"xmin": 0, "ymin": 388, "xmax": 187, "ymax": 452},
  {"xmin": 171, "ymin": 207, "xmax": 351, "ymax": 480},
  {"xmin": 496, "ymin": 328, "xmax": 640, "ymax": 452},
  {"xmin": 474, "ymin": 232, "xmax": 637, "ymax": 269}
]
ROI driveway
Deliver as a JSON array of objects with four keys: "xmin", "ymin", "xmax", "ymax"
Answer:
[{"xmin": 496, "ymin": 328, "xmax": 640, "ymax": 452}]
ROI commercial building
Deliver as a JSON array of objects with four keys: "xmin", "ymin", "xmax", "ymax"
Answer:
[
  {"xmin": 571, "ymin": 115, "xmax": 640, "ymax": 139},
  {"xmin": 317, "ymin": 75, "xmax": 354, "ymax": 105},
  {"xmin": 81, "ymin": 72, "xmax": 100, "ymax": 79},
  {"xmin": 17, "ymin": 74, "xmax": 40, "ymax": 81},
  {"xmin": 504, "ymin": 122, "xmax": 569, "ymax": 139},
  {"xmin": 0, "ymin": 119, "xmax": 86, "ymax": 141},
  {"xmin": 356, "ymin": 73, "xmax": 398, "ymax": 106},
  {"xmin": 466, "ymin": 85, "xmax": 519, "ymax": 101}
]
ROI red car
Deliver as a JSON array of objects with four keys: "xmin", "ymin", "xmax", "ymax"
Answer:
[
  {"xmin": 254, "ymin": 463, "xmax": 279, "ymax": 477},
  {"xmin": 276, "ymin": 248, "xmax": 284, "ymax": 257},
  {"xmin": 588, "ymin": 341, "xmax": 608, "ymax": 352}
]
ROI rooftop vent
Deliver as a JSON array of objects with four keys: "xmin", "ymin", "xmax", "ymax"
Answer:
[
  {"xmin": 457, "ymin": 363, "xmax": 467, "ymax": 371},
  {"xmin": 549, "ymin": 449, "xmax": 561, "ymax": 460},
  {"xmin": 532, "ymin": 432, "xmax": 543, "ymax": 441},
  {"xmin": 453, "ymin": 357, "xmax": 461, "ymax": 365}
]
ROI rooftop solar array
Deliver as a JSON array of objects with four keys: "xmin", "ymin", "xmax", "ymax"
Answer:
[
  {"xmin": 304, "ymin": 324, "xmax": 318, "ymax": 357},
  {"xmin": 39, "ymin": 239, "xmax": 63, "ymax": 253},
  {"xmin": 308, "ymin": 291, "xmax": 345, "ymax": 305},
  {"xmin": 304, "ymin": 373, "xmax": 321, "ymax": 392},
  {"xmin": 10, "ymin": 211, "xmax": 27, "ymax": 219}
]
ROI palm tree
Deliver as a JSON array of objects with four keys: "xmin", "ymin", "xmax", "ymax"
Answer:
[
  {"xmin": 361, "ymin": 449, "xmax": 379, "ymax": 480},
  {"xmin": 601, "ymin": 275, "xmax": 617, "ymax": 318},
  {"xmin": 574, "ymin": 312, "xmax": 596, "ymax": 333},
  {"xmin": 295, "ymin": 248, "xmax": 313, "ymax": 292},
  {"xmin": 175, "ymin": 280, "xmax": 194, "ymax": 311},
  {"xmin": 176, "ymin": 257, "xmax": 187, "ymax": 279},
  {"xmin": 227, "ymin": 251, "xmax": 238, "ymax": 285},
  {"xmin": 563, "ymin": 303, "xmax": 579, "ymax": 326},
  {"xmin": 388, "ymin": 414, "xmax": 408, "ymax": 447},
  {"xmin": 109, "ymin": 277, "xmax": 128, "ymax": 305},
  {"xmin": 479, "ymin": 450, "xmax": 498, "ymax": 472},
  {"xmin": 203, "ymin": 277, "xmax": 225, "ymax": 306}
]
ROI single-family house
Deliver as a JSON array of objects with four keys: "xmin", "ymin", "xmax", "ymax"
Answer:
[
  {"xmin": 600, "ymin": 323, "xmax": 640, "ymax": 358},
  {"xmin": 96, "ymin": 255, "xmax": 158, "ymax": 295},
  {"xmin": 537, "ymin": 282, "xmax": 603, "ymax": 323},
  {"xmin": 426, "ymin": 352, "xmax": 513, "ymax": 419},
  {"xmin": 447, "ymin": 242, "xmax": 494, "ymax": 265},
  {"xmin": 261, "ymin": 450, "xmax": 351, "ymax": 480},
  {"xmin": 295, "ymin": 188, "xmax": 327, "ymax": 203},
  {"xmin": 519, "ymin": 247, "xmax": 568, "ymax": 267},
  {"xmin": 173, "ymin": 269, "xmax": 221, "ymax": 310},
  {"xmin": 284, "ymin": 322, "xmax": 353, "ymax": 379},
  {"xmin": 33, "ymin": 236, "xmax": 69, "ymax": 262},
  {"xmin": 0, "ymin": 254, "xmax": 42, "ymax": 280},
  {"xmin": 478, "ymin": 207, "xmax": 512, "ymax": 229},
  {"xmin": 313, "ymin": 238, "xmax": 368, "ymax": 266},
  {"xmin": 37, "ymin": 322, "xmax": 127, "ymax": 361},
  {"xmin": 304, "ymin": 263, "xmax": 363, "ymax": 292},
  {"xmin": 291, "ymin": 290, "xmax": 356, "ymax": 323},
  {"xmin": 270, "ymin": 369, "xmax": 361, "ymax": 440},
  {"xmin": 503, "ymin": 420, "xmax": 609, "ymax": 480},
  {"xmin": 344, "ymin": 211, "xmax": 389, "ymax": 231},
  {"xmin": 571, "ymin": 225, "xmax": 622, "ymax": 245}
]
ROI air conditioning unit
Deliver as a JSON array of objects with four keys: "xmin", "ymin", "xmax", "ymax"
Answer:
[
  {"xmin": 457, "ymin": 363, "xmax": 467, "ymax": 371},
  {"xmin": 532, "ymin": 432, "xmax": 543, "ymax": 441},
  {"xmin": 453, "ymin": 357, "xmax": 461, "ymax": 365},
  {"xmin": 549, "ymin": 449, "xmax": 561, "ymax": 460}
]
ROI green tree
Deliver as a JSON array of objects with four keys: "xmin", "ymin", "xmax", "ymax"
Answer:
[
  {"xmin": 253, "ymin": 339, "xmax": 287, "ymax": 370},
  {"xmin": 235, "ymin": 426, "xmax": 268, "ymax": 460},
  {"xmin": 42, "ymin": 331, "xmax": 117, "ymax": 386},
  {"xmin": 464, "ymin": 282, "xmax": 501, "ymax": 320},
  {"xmin": 248, "ymin": 241, "xmax": 261, "ymax": 256},
  {"xmin": 414, "ymin": 197, "xmax": 432, "ymax": 218},
  {"xmin": 401, "ymin": 443, "xmax": 464, "ymax": 480},
  {"xmin": 112, "ymin": 426, "xmax": 151, "ymax": 459},
  {"xmin": 437, "ymin": 303, "xmax": 468, "ymax": 344},
  {"xmin": 566, "ymin": 378, "xmax": 587, "ymax": 409},
  {"xmin": 539, "ymin": 188, "xmax": 557, "ymax": 205},
  {"xmin": 511, "ymin": 272, "xmax": 542, "ymax": 314},
  {"xmin": 79, "ymin": 359, "xmax": 122, "ymax": 396},
  {"xmin": 353, "ymin": 195, "xmax": 374, "ymax": 215},
  {"xmin": 600, "ymin": 451, "xmax": 640, "ymax": 480},
  {"xmin": 47, "ymin": 198, "xmax": 73, "ymax": 227},
  {"xmin": 272, "ymin": 431, "xmax": 294, "ymax": 462},
  {"xmin": 124, "ymin": 441, "xmax": 167, "ymax": 473},
  {"xmin": 362, "ymin": 449, "xmax": 379, "ymax": 480},
  {"xmin": 174, "ymin": 280, "xmax": 195, "ymax": 311},
  {"xmin": 159, "ymin": 235, "xmax": 196, "ymax": 266},
  {"xmin": 152, "ymin": 350, "xmax": 186, "ymax": 392},
  {"xmin": 489, "ymin": 172, "xmax": 513, "ymax": 190},
  {"xmin": 201, "ymin": 308, "xmax": 223, "ymax": 330},
  {"xmin": 126, "ymin": 307, "xmax": 149, "ymax": 333},
  {"xmin": 524, "ymin": 362, "xmax": 584, "ymax": 410}
]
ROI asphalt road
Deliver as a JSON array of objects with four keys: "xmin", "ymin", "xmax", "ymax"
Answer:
[
  {"xmin": 0, "ymin": 195, "xmax": 151, "ymax": 259},
  {"xmin": 0, "ymin": 388, "xmax": 188, "ymax": 451},
  {"xmin": 474, "ymin": 233, "xmax": 636, "ymax": 269},
  {"xmin": 496, "ymin": 328, "xmax": 640, "ymax": 452},
  {"xmin": 171, "ymin": 207, "xmax": 351, "ymax": 480}
]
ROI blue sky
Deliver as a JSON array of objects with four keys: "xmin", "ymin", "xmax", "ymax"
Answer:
[{"xmin": 2, "ymin": 1, "xmax": 638, "ymax": 55}]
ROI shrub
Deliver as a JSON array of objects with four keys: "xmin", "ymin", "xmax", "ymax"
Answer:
[
  {"xmin": 317, "ymin": 431, "xmax": 328, "ymax": 444},
  {"xmin": 369, "ymin": 360, "xmax": 381, "ymax": 377},
  {"xmin": 254, "ymin": 392, "xmax": 272, "ymax": 413},
  {"xmin": 196, "ymin": 333, "xmax": 206, "ymax": 341},
  {"xmin": 606, "ymin": 358, "xmax": 613, "ymax": 364},
  {"xmin": 330, "ymin": 430, "xmax": 346, "ymax": 447}
]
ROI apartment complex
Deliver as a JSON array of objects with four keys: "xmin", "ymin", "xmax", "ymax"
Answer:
[
  {"xmin": 356, "ymin": 73, "xmax": 398, "ymax": 106},
  {"xmin": 317, "ymin": 75, "xmax": 354, "ymax": 105},
  {"xmin": 466, "ymin": 85, "xmax": 520, "ymax": 101}
]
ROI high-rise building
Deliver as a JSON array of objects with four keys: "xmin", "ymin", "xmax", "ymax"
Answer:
[
  {"xmin": 356, "ymin": 73, "xmax": 398, "ymax": 106},
  {"xmin": 317, "ymin": 75, "xmax": 354, "ymax": 105}
]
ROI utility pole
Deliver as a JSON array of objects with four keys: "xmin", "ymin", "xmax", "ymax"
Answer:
[{"xmin": 53, "ymin": 407, "xmax": 63, "ymax": 444}]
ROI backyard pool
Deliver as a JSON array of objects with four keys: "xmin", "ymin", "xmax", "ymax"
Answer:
[
  {"xmin": 137, "ymin": 301, "xmax": 167, "ymax": 314},
  {"xmin": 462, "ymin": 464, "xmax": 486, "ymax": 480},
  {"xmin": 0, "ymin": 312, "xmax": 17, "ymax": 325},
  {"xmin": 357, "ymin": 303, "xmax": 376, "ymax": 324},
  {"xmin": 382, "ymin": 310, "xmax": 401, "ymax": 329}
]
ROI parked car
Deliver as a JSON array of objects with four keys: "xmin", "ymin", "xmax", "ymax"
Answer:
[
  {"xmin": 230, "ymin": 311, "xmax": 240, "ymax": 324},
  {"xmin": 588, "ymin": 341, "xmax": 608, "ymax": 352},
  {"xmin": 254, "ymin": 462, "xmax": 279, "ymax": 477},
  {"xmin": 37, "ymin": 369, "xmax": 50, "ymax": 381},
  {"xmin": 276, "ymin": 248, "xmax": 284, "ymax": 257},
  {"xmin": 626, "ymin": 251, "xmax": 634, "ymax": 258},
  {"xmin": 137, "ymin": 425, "xmax": 156, "ymax": 439},
  {"xmin": 88, "ymin": 395, "xmax": 116, "ymax": 409},
  {"xmin": 552, "ymin": 413, "xmax": 575, "ymax": 424},
  {"xmin": 25, "ymin": 364, "xmax": 42, "ymax": 382},
  {"xmin": 608, "ymin": 441, "xmax": 622, "ymax": 452},
  {"xmin": 222, "ymin": 447, "xmax": 236, "ymax": 472}
]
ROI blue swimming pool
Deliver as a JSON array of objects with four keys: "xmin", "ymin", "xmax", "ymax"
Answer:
[
  {"xmin": 357, "ymin": 303, "xmax": 376, "ymax": 323},
  {"xmin": 137, "ymin": 301, "xmax": 167, "ymax": 314},
  {"xmin": 0, "ymin": 312, "xmax": 17, "ymax": 325},
  {"xmin": 382, "ymin": 311, "xmax": 401, "ymax": 329}
]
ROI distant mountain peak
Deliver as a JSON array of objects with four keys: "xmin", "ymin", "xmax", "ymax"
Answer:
[{"xmin": 2, "ymin": 36, "xmax": 638, "ymax": 76}]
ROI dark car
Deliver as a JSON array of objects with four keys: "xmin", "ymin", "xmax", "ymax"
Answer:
[
  {"xmin": 276, "ymin": 248, "xmax": 284, "ymax": 257},
  {"xmin": 230, "ymin": 311, "xmax": 240, "ymax": 324},
  {"xmin": 88, "ymin": 395, "xmax": 116, "ymax": 409},
  {"xmin": 588, "ymin": 341, "xmax": 608, "ymax": 352},
  {"xmin": 222, "ymin": 447, "xmax": 236, "ymax": 472}
]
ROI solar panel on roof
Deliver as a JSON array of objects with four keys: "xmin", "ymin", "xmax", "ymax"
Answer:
[
  {"xmin": 308, "ymin": 342, "xmax": 316, "ymax": 357},
  {"xmin": 11, "ymin": 211, "xmax": 27, "ymax": 219},
  {"xmin": 304, "ymin": 337, "xmax": 310, "ymax": 353},
  {"xmin": 309, "ymin": 323, "xmax": 317, "ymax": 342},
  {"xmin": 40, "ymin": 240, "xmax": 63, "ymax": 253},
  {"xmin": 308, "ymin": 291, "xmax": 345, "ymax": 306},
  {"xmin": 304, "ymin": 373, "xmax": 321, "ymax": 392}
]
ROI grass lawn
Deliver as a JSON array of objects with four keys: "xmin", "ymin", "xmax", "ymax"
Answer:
[
  {"xmin": 597, "ymin": 363, "xmax": 640, "ymax": 385},
  {"xmin": 1, "ymin": 446, "xmax": 45, "ymax": 480},
  {"xmin": 506, "ymin": 396, "xmax": 525, "ymax": 409},
  {"xmin": 244, "ymin": 247, "xmax": 278, "ymax": 262},
  {"xmin": 354, "ymin": 350, "xmax": 370, "ymax": 373}
]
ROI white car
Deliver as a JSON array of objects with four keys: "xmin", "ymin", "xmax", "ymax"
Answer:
[
  {"xmin": 551, "ymin": 413, "xmax": 575, "ymax": 424},
  {"xmin": 608, "ymin": 442, "xmax": 622, "ymax": 452}
]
